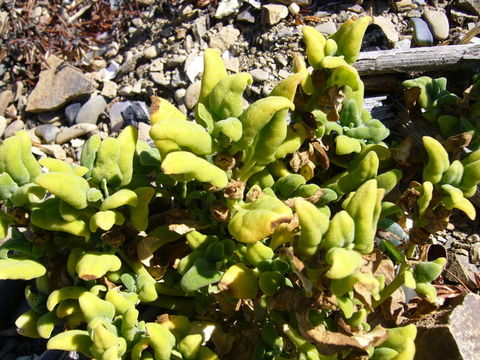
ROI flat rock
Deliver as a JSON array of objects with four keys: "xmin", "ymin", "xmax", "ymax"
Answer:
[
  {"xmin": 109, "ymin": 101, "xmax": 131, "ymax": 132},
  {"xmin": 446, "ymin": 253, "xmax": 479, "ymax": 290},
  {"xmin": 3, "ymin": 120, "xmax": 24, "ymax": 138},
  {"xmin": 237, "ymin": 9, "xmax": 256, "ymax": 23},
  {"xmin": 0, "ymin": 116, "xmax": 6, "ymax": 137},
  {"xmin": 208, "ymin": 25, "xmax": 240, "ymax": 52},
  {"xmin": 101, "ymin": 81, "xmax": 118, "ymax": 98},
  {"xmin": 121, "ymin": 101, "xmax": 150, "ymax": 127},
  {"xmin": 251, "ymin": 68, "xmax": 270, "ymax": 82},
  {"xmin": 424, "ymin": 9, "xmax": 450, "ymax": 40},
  {"xmin": 138, "ymin": 122, "xmax": 151, "ymax": 142},
  {"xmin": 373, "ymin": 16, "xmax": 399, "ymax": 43},
  {"xmin": 262, "ymin": 4, "xmax": 289, "ymax": 25},
  {"xmin": 415, "ymin": 293, "xmax": 480, "ymax": 360},
  {"xmin": 411, "ymin": 18, "xmax": 434, "ymax": 46},
  {"xmin": 75, "ymin": 95, "xmax": 107, "ymax": 124},
  {"xmin": 26, "ymin": 65, "xmax": 95, "ymax": 112},
  {"xmin": 56, "ymin": 123, "xmax": 98, "ymax": 145},
  {"xmin": 35, "ymin": 124, "xmax": 60, "ymax": 144}
]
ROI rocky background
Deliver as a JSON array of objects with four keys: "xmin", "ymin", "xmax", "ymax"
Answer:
[{"xmin": 0, "ymin": 0, "xmax": 480, "ymax": 359}]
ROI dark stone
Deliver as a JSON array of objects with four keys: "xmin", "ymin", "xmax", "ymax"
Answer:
[
  {"xmin": 410, "ymin": 18, "xmax": 434, "ymax": 46},
  {"xmin": 121, "ymin": 101, "xmax": 150, "ymax": 128},
  {"xmin": 64, "ymin": 102, "xmax": 82, "ymax": 125},
  {"xmin": 361, "ymin": 24, "xmax": 392, "ymax": 51}
]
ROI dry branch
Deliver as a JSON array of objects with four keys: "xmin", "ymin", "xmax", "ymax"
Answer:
[{"xmin": 354, "ymin": 43, "xmax": 480, "ymax": 76}]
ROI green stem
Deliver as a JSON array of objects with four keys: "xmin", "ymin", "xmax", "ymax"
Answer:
[{"xmin": 372, "ymin": 244, "xmax": 415, "ymax": 309}]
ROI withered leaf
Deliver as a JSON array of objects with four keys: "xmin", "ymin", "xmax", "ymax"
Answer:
[
  {"xmin": 224, "ymin": 179, "xmax": 245, "ymax": 200},
  {"xmin": 310, "ymin": 140, "xmax": 330, "ymax": 170},
  {"xmin": 213, "ymin": 152, "xmax": 236, "ymax": 171},
  {"xmin": 210, "ymin": 200, "xmax": 230, "ymax": 222},
  {"xmin": 404, "ymin": 86, "xmax": 422, "ymax": 110},
  {"xmin": 442, "ymin": 132, "xmax": 473, "ymax": 154},
  {"xmin": 268, "ymin": 288, "xmax": 312, "ymax": 312},
  {"xmin": 390, "ymin": 136, "xmax": 415, "ymax": 167},
  {"xmin": 279, "ymin": 247, "xmax": 313, "ymax": 294},
  {"xmin": 297, "ymin": 312, "xmax": 388, "ymax": 356},
  {"xmin": 137, "ymin": 235, "xmax": 161, "ymax": 267}
]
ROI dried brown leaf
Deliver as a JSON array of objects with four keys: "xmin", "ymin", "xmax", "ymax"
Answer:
[
  {"xmin": 268, "ymin": 288, "xmax": 312, "ymax": 312},
  {"xmin": 442, "ymin": 132, "xmax": 473, "ymax": 154},
  {"xmin": 213, "ymin": 152, "xmax": 236, "ymax": 171},
  {"xmin": 224, "ymin": 179, "xmax": 245, "ymax": 200},
  {"xmin": 209, "ymin": 200, "xmax": 230, "ymax": 222},
  {"xmin": 404, "ymin": 86, "xmax": 422, "ymax": 110}
]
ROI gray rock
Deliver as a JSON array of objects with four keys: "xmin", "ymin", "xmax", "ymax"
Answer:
[
  {"xmin": 393, "ymin": 0, "xmax": 414, "ymax": 12},
  {"xmin": 262, "ymin": 4, "xmax": 289, "ymax": 25},
  {"xmin": 192, "ymin": 16, "xmax": 208, "ymax": 42},
  {"xmin": 185, "ymin": 81, "xmax": 201, "ymax": 110},
  {"xmin": 65, "ymin": 103, "xmax": 82, "ymax": 125},
  {"xmin": 174, "ymin": 88, "xmax": 187, "ymax": 103},
  {"xmin": 471, "ymin": 243, "xmax": 480, "ymax": 264},
  {"xmin": 314, "ymin": 21, "xmax": 337, "ymax": 36},
  {"xmin": 251, "ymin": 68, "xmax": 269, "ymax": 82},
  {"xmin": 424, "ymin": 9, "xmax": 449, "ymax": 40},
  {"xmin": 150, "ymin": 59, "xmax": 164, "ymax": 73},
  {"xmin": 109, "ymin": 101, "xmax": 130, "ymax": 132},
  {"xmin": 26, "ymin": 65, "xmax": 95, "ymax": 112},
  {"xmin": 138, "ymin": 122, "xmax": 151, "ymax": 142},
  {"xmin": 446, "ymin": 253, "xmax": 479, "ymax": 289},
  {"xmin": 75, "ymin": 95, "xmax": 107, "ymax": 124},
  {"xmin": 0, "ymin": 115, "xmax": 6, "ymax": 137},
  {"xmin": 395, "ymin": 38, "xmax": 412, "ymax": 49},
  {"xmin": 410, "ymin": 18, "xmax": 433, "ymax": 46},
  {"xmin": 215, "ymin": 0, "xmax": 241, "ymax": 18},
  {"xmin": 456, "ymin": 0, "xmax": 480, "ymax": 15},
  {"xmin": 407, "ymin": 9, "xmax": 422, "ymax": 18},
  {"xmin": 165, "ymin": 55, "xmax": 187, "ymax": 68},
  {"xmin": 3, "ymin": 120, "xmax": 24, "ymax": 138},
  {"xmin": 0, "ymin": 89, "xmax": 13, "ymax": 116},
  {"xmin": 56, "ymin": 123, "xmax": 98, "ymax": 145},
  {"xmin": 224, "ymin": 57, "xmax": 240, "ymax": 73},
  {"xmin": 150, "ymin": 72, "xmax": 169, "ymax": 86},
  {"xmin": 35, "ymin": 124, "xmax": 60, "ymax": 143}
]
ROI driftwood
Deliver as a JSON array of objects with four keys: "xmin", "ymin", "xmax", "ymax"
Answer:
[{"xmin": 354, "ymin": 43, "xmax": 480, "ymax": 76}]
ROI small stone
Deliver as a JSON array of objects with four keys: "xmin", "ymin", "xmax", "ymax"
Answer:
[
  {"xmin": 118, "ymin": 85, "xmax": 134, "ymax": 96},
  {"xmin": 101, "ymin": 81, "xmax": 118, "ymax": 98},
  {"xmin": 412, "ymin": 0, "xmax": 426, "ymax": 4},
  {"xmin": 192, "ymin": 16, "xmax": 208, "ymax": 42},
  {"xmin": 407, "ymin": 9, "xmax": 422, "ymax": 18},
  {"xmin": 314, "ymin": 21, "xmax": 337, "ymax": 36},
  {"xmin": 122, "ymin": 101, "xmax": 150, "ymax": 128},
  {"xmin": 165, "ymin": 55, "xmax": 187, "ymax": 68},
  {"xmin": 208, "ymin": 25, "xmax": 240, "ymax": 52},
  {"xmin": 446, "ymin": 253, "xmax": 479, "ymax": 289},
  {"xmin": 36, "ymin": 144, "xmax": 67, "ymax": 159},
  {"xmin": 289, "ymin": 3, "xmax": 300, "ymax": 15},
  {"xmin": 0, "ymin": 89, "xmax": 13, "ymax": 116},
  {"xmin": 262, "ymin": 4, "xmax": 289, "ymax": 25},
  {"xmin": 149, "ymin": 72, "xmax": 169, "ymax": 86},
  {"xmin": 215, "ymin": 0, "xmax": 241, "ymax": 18},
  {"xmin": 56, "ymin": 123, "xmax": 98, "ymax": 145},
  {"xmin": 89, "ymin": 59, "xmax": 107, "ymax": 71},
  {"xmin": 456, "ymin": 0, "xmax": 480, "ymax": 16},
  {"xmin": 37, "ymin": 111, "xmax": 62, "ymax": 124},
  {"xmin": 136, "ymin": 0, "xmax": 155, "ymax": 5},
  {"xmin": 237, "ymin": 9, "xmax": 256, "ymax": 23},
  {"xmin": 0, "ymin": 116, "xmax": 6, "ymax": 137},
  {"xmin": 26, "ymin": 65, "xmax": 95, "ymax": 112},
  {"xmin": 150, "ymin": 59, "xmax": 164, "ymax": 73},
  {"xmin": 224, "ymin": 57, "xmax": 240, "ymax": 73},
  {"xmin": 174, "ymin": 88, "xmax": 187, "ymax": 103},
  {"xmin": 185, "ymin": 54, "xmax": 204, "ymax": 83},
  {"xmin": 471, "ymin": 243, "xmax": 480, "ymax": 264},
  {"xmin": 347, "ymin": 4, "xmax": 364, "ymax": 13},
  {"xmin": 143, "ymin": 45, "xmax": 158, "ymax": 59},
  {"xmin": 410, "ymin": 18, "xmax": 434, "ymax": 46},
  {"xmin": 5, "ymin": 105, "xmax": 16, "ymax": 119},
  {"xmin": 278, "ymin": 69, "xmax": 290, "ymax": 79},
  {"xmin": 75, "ymin": 95, "xmax": 107, "ymax": 124},
  {"xmin": 109, "ymin": 101, "xmax": 130, "ymax": 132},
  {"xmin": 423, "ymin": 9, "xmax": 449, "ymax": 40},
  {"xmin": 393, "ymin": 0, "xmax": 414, "ymax": 12},
  {"xmin": 373, "ymin": 16, "xmax": 399, "ymax": 43},
  {"xmin": 250, "ymin": 69, "xmax": 269, "ymax": 82},
  {"xmin": 35, "ymin": 124, "xmax": 60, "ymax": 143},
  {"xmin": 138, "ymin": 122, "xmax": 151, "ymax": 142},
  {"xmin": 395, "ymin": 38, "xmax": 412, "ymax": 49},
  {"xmin": 65, "ymin": 103, "xmax": 82, "ymax": 125},
  {"xmin": 185, "ymin": 81, "xmax": 201, "ymax": 110},
  {"xmin": 3, "ymin": 120, "xmax": 25, "ymax": 138}
]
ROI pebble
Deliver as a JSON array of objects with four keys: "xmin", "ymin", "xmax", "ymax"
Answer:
[
  {"xmin": 407, "ymin": 9, "xmax": 422, "ymax": 18},
  {"xmin": 423, "ymin": 9, "xmax": 450, "ymax": 40},
  {"xmin": 185, "ymin": 55, "xmax": 204, "ymax": 83},
  {"xmin": 150, "ymin": 59, "xmax": 164, "ymax": 73},
  {"xmin": 165, "ymin": 55, "xmax": 187, "ymax": 68},
  {"xmin": 118, "ymin": 85, "xmax": 134, "ymax": 96},
  {"xmin": 394, "ymin": 0, "xmax": 415, "ymax": 12},
  {"xmin": 136, "ymin": 0, "xmax": 155, "ymax": 5},
  {"xmin": 138, "ymin": 122, "xmax": 151, "ymax": 142},
  {"xmin": 101, "ymin": 81, "xmax": 118, "ymax": 98},
  {"xmin": 64, "ymin": 103, "xmax": 82, "ymax": 125},
  {"xmin": 410, "ymin": 18, "xmax": 433, "ymax": 46},
  {"xmin": 0, "ymin": 89, "xmax": 13, "ymax": 116},
  {"xmin": 223, "ymin": 57, "xmax": 240, "ymax": 73},
  {"xmin": 185, "ymin": 81, "xmax": 201, "ymax": 110},
  {"xmin": 208, "ymin": 25, "xmax": 240, "ymax": 52},
  {"xmin": 395, "ymin": 38, "xmax": 412, "ymax": 50},
  {"xmin": 35, "ymin": 124, "xmax": 60, "ymax": 144},
  {"xmin": 288, "ymin": 3, "xmax": 300, "ymax": 15},
  {"xmin": 471, "ymin": 243, "xmax": 480, "ymax": 264},
  {"xmin": 89, "ymin": 59, "xmax": 107, "ymax": 71},
  {"xmin": 109, "ymin": 101, "xmax": 130, "ymax": 132},
  {"xmin": 122, "ymin": 102, "xmax": 150, "ymax": 127},
  {"xmin": 251, "ymin": 69, "xmax": 270, "ymax": 82},
  {"xmin": 3, "ymin": 120, "xmax": 24, "ymax": 138},
  {"xmin": 215, "ymin": 0, "xmax": 241, "ymax": 19},
  {"xmin": 56, "ymin": 123, "xmax": 98, "ymax": 145},
  {"xmin": 174, "ymin": 88, "xmax": 186, "ymax": 103},
  {"xmin": 26, "ymin": 65, "xmax": 95, "ymax": 112},
  {"xmin": 143, "ymin": 45, "xmax": 159, "ymax": 59},
  {"xmin": 262, "ymin": 4, "xmax": 289, "ymax": 25},
  {"xmin": 0, "ymin": 116, "xmax": 6, "ymax": 137},
  {"xmin": 75, "ymin": 95, "xmax": 107, "ymax": 124},
  {"xmin": 315, "ymin": 21, "xmax": 337, "ymax": 36},
  {"xmin": 149, "ymin": 72, "xmax": 169, "ymax": 86},
  {"xmin": 456, "ymin": 0, "xmax": 480, "ymax": 16},
  {"xmin": 237, "ymin": 9, "xmax": 256, "ymax": 23},
  {"xmin": 373, "ymin": 16, "xmax": 399, "ymax": 43}
]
